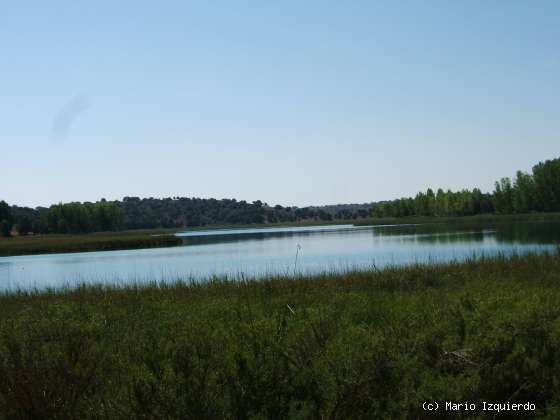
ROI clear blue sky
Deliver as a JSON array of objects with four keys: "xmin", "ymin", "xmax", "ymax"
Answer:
[{"xmin": 2, "ymin": 1, "xmax": 559, "ymax": 208}]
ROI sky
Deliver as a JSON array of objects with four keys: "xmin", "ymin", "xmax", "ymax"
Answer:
[{"xmin": 2, "ymin": 1, "xmax": 559, "ymax": 208}]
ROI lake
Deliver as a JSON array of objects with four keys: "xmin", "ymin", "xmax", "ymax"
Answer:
[{"xmin": 1, "ymin": 222, "xmax": 559, "ymax": 292}]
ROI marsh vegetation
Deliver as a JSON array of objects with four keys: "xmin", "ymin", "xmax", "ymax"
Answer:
[{"xmin": 1, "ymin": 252, "xmax": 560, "ymax": 418}]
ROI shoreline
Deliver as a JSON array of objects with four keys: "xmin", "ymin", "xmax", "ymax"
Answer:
[{"xmin": 1, "ymin": 212, "xmax": 560, "ymax": 257}]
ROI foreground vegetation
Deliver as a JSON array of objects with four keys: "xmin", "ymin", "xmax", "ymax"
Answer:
[{"xmin": 1, "ymin": 252, "xmax": 560, "ymax": 418}]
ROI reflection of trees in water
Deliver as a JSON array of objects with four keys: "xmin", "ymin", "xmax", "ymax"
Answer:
[
  {"xmin": 177, "ymin": 222, "xmax": 560, "ymax": 247},
  {"xmin": 371, "ymin": 224, "xmax": 487, "ymax": 244},
  {"xmin": 493, "ymin": 222, "xmax": 560, "ymax": 245},
  {"xmin": 374, "ymin": 222, "xmax": 560, "ymax": 245},
  {"xmin": 370, "ymin": 230, "xmax": 488, "ymax": 245},
  {"xmin": 369, "ymin": 223, "xmax": 492, "ymax": 245},
  {"xmin": 415, "ymin": 231, "xmax": 487, "ymax": 244},
  {"xmin": 179, "ymin": 229, "xmax": 343, "ymax": 246}
]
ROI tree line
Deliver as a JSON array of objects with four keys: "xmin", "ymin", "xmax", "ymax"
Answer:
[
  {"xmin": 1, "ymin": 157, "xmax": 559, "ymax": 237},
  {"xmin": 0, "ymin": 201, "xmax": 124, "ymax": 236},
  {"xmin": 0, "ymin": 197, "xmax": 368, "ymax": 236},
  {"xmin": 373, "ymin": 157, "xmax": 560, "ymax": 218}
]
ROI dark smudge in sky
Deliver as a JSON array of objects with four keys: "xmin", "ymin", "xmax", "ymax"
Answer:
[{"xmin": 50, "ymin": 94, "xmax": 91, "ymax": 142}]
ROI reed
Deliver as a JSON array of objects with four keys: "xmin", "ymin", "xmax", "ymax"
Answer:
[{"xmin": 1, "ymin": 251, "xmax": 560, "ymax": 418}]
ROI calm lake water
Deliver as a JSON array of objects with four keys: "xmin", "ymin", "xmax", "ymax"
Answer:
[{"xmin": 1, "ymin": 222, "xmax": 559, "ymax": 292}]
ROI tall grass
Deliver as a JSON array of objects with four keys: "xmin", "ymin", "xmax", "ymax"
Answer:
[{"xmin": 1, "ymin": 252, "xmax": 560, "ymax": 418}]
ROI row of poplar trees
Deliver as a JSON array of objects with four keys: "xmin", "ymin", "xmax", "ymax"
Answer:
[{"xmin": 373, "ymin": 157, "xmax": 560, "ymax": 218}]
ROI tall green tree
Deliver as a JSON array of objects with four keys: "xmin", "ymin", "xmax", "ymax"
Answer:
[
  {"xmin": 0, "ymin": 201, "xmax": 13, "ymax": 237},
  {"xmin": 532, "ymin": 158, "xmax": 560, "ymax": 212},
  {"xmin": 492, "ymin": 178, "xmax": 514, "ymax": 214},
  {"xmin": 512, "ymin": 171, "xmax": 536, "ymax": 213}
]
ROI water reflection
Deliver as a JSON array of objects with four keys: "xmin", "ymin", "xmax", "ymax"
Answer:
[
  {"xmin": 177, "ymin": 221, "xmax": 560, "ymax": 247},
  {"xmin": 366, "ymin": 222, "xmax": 560, "ymax": 245}
]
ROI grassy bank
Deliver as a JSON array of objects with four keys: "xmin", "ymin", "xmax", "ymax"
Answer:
[
  {"xmin": 1, "ymin": 252, "xmax": 560, "ymax": 418},
  {"xmin": 0, "ymin": 221, "xmax": 355, "ymax": 257},
  {"xmin": 0, "ymin": 231, "xmax": 183, "ymax": 257},
  {"xmin": 0, "ymin": 222, "xmax": 348, "ymax": 257},
  {"xmin": 0, "ymin": 221, "xmax": 351, "ymax": 257}
]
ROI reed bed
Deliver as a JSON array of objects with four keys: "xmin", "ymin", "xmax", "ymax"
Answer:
[
  {"xmin": 0, "ymin": 232, "xmax": 182, "ymax": 256},
  {"xmin": 1, "ymin": 251, "xmax": 560, "ymax": 418}
]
